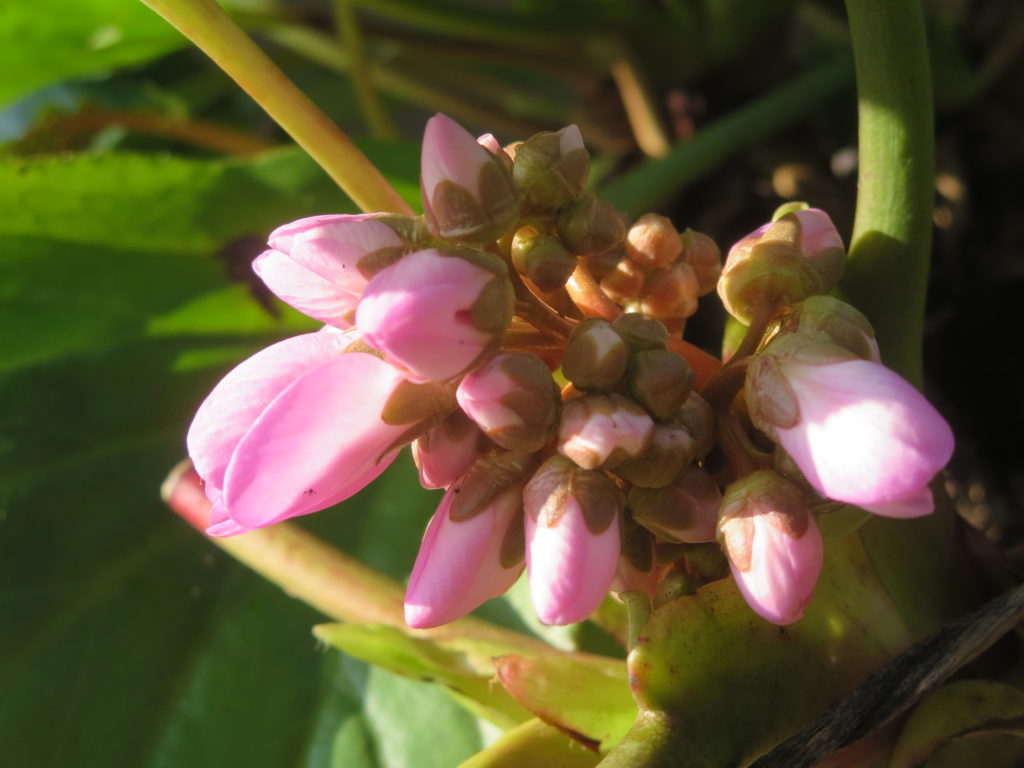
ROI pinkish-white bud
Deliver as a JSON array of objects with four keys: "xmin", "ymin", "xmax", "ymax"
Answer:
[
  {"xmin": 717, "ymin": 470, "xmax": 823, "ymax": 625},
  {"xmin": 456, "ymin": 351, "xmax": 560, "ymax": 452},
  {"xmin": 679, "ymin": 228, "xmax": 722, "ymax": 296},
  {"xmin": 747, "ymin": 334, "xmax": 954, "ymax": 517},
  {"xmin": 625, "ymin": 212, "xmax": 683, "ymax": 270},
  {"xmin": 412, "ymin": 409, "xmax": 489, "ymax": 490},
  {"xmin": 253, "ymin": 214, "xmax": 411, "ymax": 328},
  {"xmin": 420, "ymin": 113, "xmax": 519, "ymax": 243},
  {"xmin": 558, "ymin": 393, "xmax": 654, "ymax": 470},
  {"xmin": 524, "ymin": 456, "xmax": 623, "ymax": 625},
  {"xmin": 356, "ymin": 248, "xmax": 514, "ymax": 382},
  {"xmin": 404, "ymin": 478, "xmax": 525, "ymax": 628}
]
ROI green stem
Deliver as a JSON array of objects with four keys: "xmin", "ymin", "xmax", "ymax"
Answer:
[
  {"xmin": 140, "ymin": 0, "xmax": 413, "ymax": 216},
  {"xmin": 601, "ymin": 53, "xmax": 853, "ymax": 216},
  {"xmin": 840, "ymin": 0, "xmax": 934, "ymax": 385},
  {"xmin": 332, "ymin": 0, "xmax": 398, "ymax": 140}
]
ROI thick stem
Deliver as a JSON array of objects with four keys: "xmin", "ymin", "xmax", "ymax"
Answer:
[
  {"xmin": 841, "ymin": 0, "xmax": 934, "ymax": 385},
  {"xmin": 162, "ymin": 461, "xmax": 549, "ymax": 654},
  {"xmin": 140, "ymin": 0, "xmax": 413, "ymax": 216}
]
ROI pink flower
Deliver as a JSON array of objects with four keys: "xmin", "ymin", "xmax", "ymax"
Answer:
[
  {"xmin": 557, "ymin": 393, "xmax": 654, "ymax": 470},
  {"xmin": 420, "ymin": 113, "xmax": 518, "ymax": 242},
  {"xmin": 404, "ymin": 479, "xmax": 525, "ymax": 629},
  {"xmin": 747, "ymin": 337, "xmax": 954, "ymax": 517},
  {"xmin": 356, "ymin": 248, "xmax": 513, "ymax": 382},
  {"xmin": 524, "ymin": 456, "xmax": 622, "ymax": 625},
  {"xmin": 718, "ymin": 471, "xmax": 824, "ymax": 625},
  {"xmin": 253, "ymin": 214, "xmax": 407, "ymax": 328},
  {"xmin": 411, "ymin": 410, "xmax": 488, "ymax": 490},
  {"xmin": 186, "ymin": 329, "xmax": 417, "ymax": 533}
]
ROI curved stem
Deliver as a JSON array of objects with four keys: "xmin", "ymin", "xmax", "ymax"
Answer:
[
  {"xmin": 566, "ymin": 260, "xmax": 622, "ymax": 320},
  {"xmin": 140, "ymin": 0, "xmax": 413, "ymax": 216},
  {"xmin": 841, "ymin": 0, "xmax": 934, "ymax": 385}
]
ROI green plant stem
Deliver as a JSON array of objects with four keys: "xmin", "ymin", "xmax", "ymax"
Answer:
[
  {"xmin": 841, "ymin": 0, "xmax": 934, "ymax": 385},
  {"xmin": 601, "ymin": 53, "xmax": 853, "ymax": 216},
  {"xmin": 140, "ymin": 0, "xmax": 412, "ymax": 216},
  {"xmin": 162, "ymin": 461, "xmax": 549, "ymax": 655},
  {"xmin": 332, "ymin": 0, "xmax": 397, "ymax": 140}
]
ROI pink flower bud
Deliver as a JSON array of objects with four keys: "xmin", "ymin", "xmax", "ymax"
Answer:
[
  {"xmin": 456, "ymin": 351, "xmax": 559, "ymax": 452},
  {"xmin": 404, "ymin": 478, "xmax": 526, "ymax": 629},
  {"xmin": 747, "ymin": 335, "xmax": 954, "ymax": 517},
  {"xmin": 524, "ymin": 456, "xmax": 623, "ymax": 625},
  {"xmin": 628, "ymin": 465, "xmax": 721, "ymax": 542},
  {"xmin": 718, "ymin": 209, "xmax": 844, "ymax": 325},
  {"xmin": 558, "ymin": 393, "xmax": 654, "ymax": 470},
  {"xmin": 253, "ymin": 214, "xmax": 411, "ymax": 328},
  {"xmin": 356, "ymin": 248, "xmax": 514, "ymax": 382},
  {"xmin": 411, "ymin": 409, "xmax": 488, "ymax": 490},
  {"xmin": 718, "ymin": 470, "xmax": 823, "ymax": 625},
  {"xmin": 420, "ymin": 113, "xmax": 519, "ymax": 242},
  {"xmin": 187, "ymin": 330, "xmax": 436, "ymax": 532}
]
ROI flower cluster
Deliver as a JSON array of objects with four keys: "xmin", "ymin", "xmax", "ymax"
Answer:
[{"xmin": 186, "ymin": 114, "xmax": 953, "ymax": 628}]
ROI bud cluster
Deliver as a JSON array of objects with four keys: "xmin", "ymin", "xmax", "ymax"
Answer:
[{"xmin": 186, "ymin": 115, "xmax": 955, "ymax": 633}]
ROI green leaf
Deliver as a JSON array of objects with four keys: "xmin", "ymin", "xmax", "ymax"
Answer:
[
  {"xmin": 0, "ymin": 1, "xmax": 187, "ymax": 108},
  {"xmin": 890, "ymin": 680, "xmax": 1024, "ymax": 768},
  {"xmin": 457, "ymin": 719, "xmax": 601, "ymax": 768},
  {"xmin": 0, "ymin": 143, "xmax": 450, "ymax": 766},
  {"xmin": 313, "ymin": 623, "xmax": 533, "ymax": 728},
  {"xmin": 494, "ymin": 651, "xmax": 634, "ymax": 752}
]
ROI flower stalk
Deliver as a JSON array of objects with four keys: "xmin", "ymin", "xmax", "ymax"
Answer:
[{"xmin": 140, "ymin": 0, "xmax": 413, "ymax": 216}]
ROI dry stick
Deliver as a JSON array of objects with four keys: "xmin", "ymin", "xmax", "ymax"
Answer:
[{"xmin": 751, "ymin": 582, "xmax": 1024, "ymax": 767}]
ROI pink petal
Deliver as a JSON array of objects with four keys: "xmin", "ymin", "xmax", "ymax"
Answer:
[
  {"xmin": 356, "ymin": 249, "xmax": 496, "ymax": 382},
  {"xmin": 404, "ymin": 487, "xmax": 524, "ymax": 628},
  {"xmin": 222, "ymin": 351, "xmax": 410, "ymax": 528},
  {"xmin": 731, "ymin": 512, "xmax": 823, "ymax": 625},
  {"xmin": 421, "ymin": 113, "xmax": 491, "ymax": 202},
  {"xmin": 258, "ymin": 214, "xmax": 405, "ymax": 326},
  {"xmin": 186, "ymin": 331, "xmax": 353, "ymax": 499},
  {"xmin": 525, "ymin": 496, "xmax": 620, "ymax": 625},
  {"xmin": 777, "ymin": 358, "xmax": 953, "ymax": 506},
  {"xmin": 858, "ymin": 485, "xmax": 935, "ymax": 518},
  {"xmin": 253, "ymin": 249, "xmax": 360, "ymax": 328}
]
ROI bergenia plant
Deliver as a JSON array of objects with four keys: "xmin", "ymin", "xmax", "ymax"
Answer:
[{"xmin": 137, "ymin": 0, "xmax": 1021, "ymax": 766}]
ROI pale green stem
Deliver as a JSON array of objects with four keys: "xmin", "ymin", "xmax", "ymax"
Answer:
[
  {"xmin": 840, "ymin": 0, "xmax": 934, "ymax": 385},
  {"xmin": 609, "ymin": 51, "xmax": 671, "ymax": 158},
  {"xmin": 140, "ymin": 0, "xmax": 413, "ymax": 216},
  {"xmin": 331, "ymin": 0, "xmax": 398, "ymax": 140}
]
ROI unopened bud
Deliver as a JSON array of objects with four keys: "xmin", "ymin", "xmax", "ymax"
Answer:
[
  {"xmin": 717, "ymin": 469, "xmax": 823, "ymax": 625},
  {"xmin": 524, "ymin": 455, "xmax": 623, "ymax": 625},
  {"xmin": 614, "ymin": 421, "xmax": 695, "ymax": 488},
  {"xmin": 512, "ymin": 125, "xmax": 590, "ymax": 210},
  {"xmin": 448, "ymin": 450, "xmax": 537, "ymax": 523},
  {"xmin": 628, "ymin": 465, "xmax": 721, "ymax": 543},
  {"xmin": 412, "ymin": 409, "xmax": 489, "ymax": 490},
  {"xmin": 599, "ymin": 257, "xmax": 646, "ymax": 304},
  {"xmin": 611, "ymin": 313, "xmax": 669, "ymax": 353},
  {"xmin": 511, "ymin": 229, "xmax": 577, "ymax": 292},
  {"xmin": 558, "ymin": 393, "xmax": 654, "ymax": 470},
  {"xmin": 675, "ymin": 391, "xmax": 715, "ymax": 459},
  {"xmin": 717, "ymin": 215, "xmax": 821, "ymax": 325},
  {"xmin": 782, "ymin": 295, "xmax": 880, "ymax": 362},
  {"xmin": 679, "ymin": 228, "xmax": 722, "ymax": 296},
  {"xmin": 476, "ymin": 132, "xmax": 514, "ymax": 172},
  {"xmin": 557, "ymin": 195, "xmax": 627, "ymax": 255},
  {"xmin": 562, "ymin": 318, "xmax": 629, "ymax": 392},
  {"xmin": 625, "ymin": 213, "xmax": 683, "ymax": 269},
  {"xmin": 640, "ymin": 262, "xmax": 700, "ymax": 320},
  {"xmin": 457, "ymin": 351, "xmax": 560, "ymax": 452},
  {"xmin": 421, "ymin": 113, "xmax": 520, "ymax": 243},
  {"xmin": 628, "ymin": 349, "xmax": 694, "ymax": 419}
]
